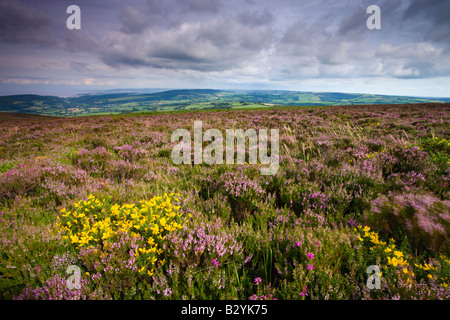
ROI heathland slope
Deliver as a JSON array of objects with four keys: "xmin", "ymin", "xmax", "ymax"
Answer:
[{"xmin": 0, "ymin": 103, "xmax": 449, "ymax": 300}]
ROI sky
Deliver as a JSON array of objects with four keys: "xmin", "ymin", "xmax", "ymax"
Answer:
[{"xmin": 0, "ymin": 0, "xmax": 450, "ymax": 97}]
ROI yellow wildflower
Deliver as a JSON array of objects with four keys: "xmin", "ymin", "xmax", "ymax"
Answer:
[{"xmin": 70, "ymin": 234, "xmax": 79, "ymax": 244}]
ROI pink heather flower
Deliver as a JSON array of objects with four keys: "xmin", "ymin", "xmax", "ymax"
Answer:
[
  {"xmin": 212, "ymin": 258, "xmax": 219, "ymax": 267},
  {"xmin": 307, "ymin": 252, "xmax": 314, "ymax": 260},
  {"xmin": 296, "ymin": 241, "xmax": 302, "ymax": 247},
  {"xmin": 300, "ymin": 286, "xmax": 308, "ymax": 297},
  {"xmin": 307, "ymin": 264, "xmax": 314, "ymax": 270},
  {"xmin": 254, "ymin": 277, "xmax": 262, "ymax": 285}
]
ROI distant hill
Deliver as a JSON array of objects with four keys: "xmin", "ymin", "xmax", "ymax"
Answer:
[{"xmin": 0, "ymin": 89, "xmax": 449, "ymax": 117}]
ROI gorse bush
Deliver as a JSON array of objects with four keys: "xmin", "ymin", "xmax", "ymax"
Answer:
[
  {"xmin": 51, "ymin": 193, "xmax": 189, "ymax": 298},
  {"xmin": 56, "ymin": 193, "xmax": 188, "ymax": 272},
  {"xmin": 354, "ymin": 226, "xmax": 449, "ymax": 299}
]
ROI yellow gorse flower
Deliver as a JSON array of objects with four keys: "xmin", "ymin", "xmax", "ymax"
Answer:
[
  {"xmin": 356, "ymin": 227, "xmax": 449, "ymax": 287},
  {"xmin": 54, "ymin": 192, "xmax": 188, "ymax": 277}
]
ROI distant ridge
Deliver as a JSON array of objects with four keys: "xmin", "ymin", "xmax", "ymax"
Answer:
[{"xmin": 1, "ymin": 89, "xmax": 449, "ymax": 117}]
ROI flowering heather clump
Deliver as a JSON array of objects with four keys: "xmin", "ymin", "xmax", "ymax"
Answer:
[
  {"xmin": 113, "ymin": 143, "xmax": 148, "ymax": 163},
  {"xmin": 202, "ymin": 170, "xmax": 266, "ymax": 220},
  {"xmin": 13, "ymin": 274, "xmax": 110, "ymax": 300},
  {"xmin": 1, "ymin": 103, "xmax": 449, "ymax": 300},
  {"xmin": 222, "ymin": 171, "xmax": 264, "ymax": 199},
  {"xmin": 77, "ymin": 232, "xmax": 144, "ymax": 297},
  {"xmin": 0, "ymin": 164, "xmax": 42, "ymax": 202},
  {"xmin": 106, "ymin": 159, "xmax": 144, "ymax": 182},
  {"xmin": 71, "ymin": 147, "xmax": 112, "ymax": 176},
  {"xmin": 378, "ymin": 145, "xmax": 434, "ymax": 180},
  {"xmin": 164, "ymin": 216, "xmax": 244, "ymax": 268},
  {"xmin": 367, "ymin": 193, "xmax": 450, "ymax": 255}
]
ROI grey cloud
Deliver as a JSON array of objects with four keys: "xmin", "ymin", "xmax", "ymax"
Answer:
[
  {"xmin": 65, "ymin": 29, "xmax": 102, "ymax": 53},
  {"xmin": 338, "ymin": 0, "xmax": 404, "ymax": 39},
  {"xmin": 58, "ymin": 0, "xmax": 450, "ymax": 83},
  {"xmin": 337, "ymin": 4, "xmax": 367, "ymax": 37},
  {"xmin": 146, "ymin": 0, "xmax": 221, "ymax": 26},
  {"xmin": 237, "ymin": 8, "xmax": 273, "ymax": 27},
  {"xmin": 118, "ymin": 0, "xmax": 223, "ymax": 33},
  {"xmin": 404, "ymin": 0, "xmax": 450, "ymax": 24},
  {"xmin": 270, "ymin": 0, "xmax": 450, "ymax": 81},
  {"xmin": 375, "ymin": 42, "xmax": 447, "ymax": 78},
  {"xmin": 119, "ymin": 5, "xmax": 149, "ymax": 34},
  {"xmin": 0, "ymin": 0, "xmax": 56, "ymax": 46},
  {"xmin": 182, "ymin": 0, "xmax": 222, "ymax": 13},
  {"xmin": 375, "ymin": 43, "xmax": 442, "ymax": 60},
  {"xmin": 403, "ymin": 0, "xmax": 450, "ymax": 43},
  {"xmin": 98, "ymin": 17, "xmax": 274, "ymax": 72}
]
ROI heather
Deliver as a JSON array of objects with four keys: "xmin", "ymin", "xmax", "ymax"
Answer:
[{"xmin": 0, "ymin": 103, "xmax": 449, "ymax": 300}]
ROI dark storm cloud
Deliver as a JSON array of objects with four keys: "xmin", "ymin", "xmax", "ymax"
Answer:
[{"xmin": 0, "ymin": 0, "xmax": 56, "ymax": 46}]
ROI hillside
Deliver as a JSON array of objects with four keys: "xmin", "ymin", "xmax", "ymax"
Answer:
[{"xmin": 1, "ymin": 89, "xmax": 450, "ymax": 117}]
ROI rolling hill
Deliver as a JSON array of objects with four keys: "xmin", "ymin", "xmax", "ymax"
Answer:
[{"xmin": 1, "ymin": 89, "xmax": 449, "ymax": 117}]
